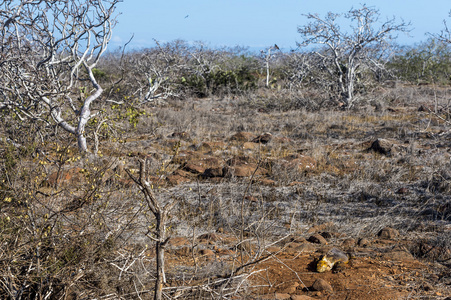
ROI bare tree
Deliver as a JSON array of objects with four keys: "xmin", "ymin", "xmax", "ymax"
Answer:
[
  {"xmin": 434, "ymin": 10, "xmax": 451, "ymax": 44},
  {"xmin": 297, "ymin": 4, "xmax": 410, "ymax": 108},
  {"xmin": 125, "ymin": 159, "xmax": 176, "ymax": 300},
  {"xmin": 0, "ymin": 0, "xmax": 120, "ymax": 152},
  {"xmin": 261, "ymin": 44, "xmax": 280, "ymax": 88},
  {"xmin": 128, "ymin": 40, "xmax": 190, "ymax": 104}
]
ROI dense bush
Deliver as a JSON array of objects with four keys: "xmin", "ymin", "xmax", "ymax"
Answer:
[{"xmin": 388, "ymin": 39, "xmax": 451, "ymax": 85}]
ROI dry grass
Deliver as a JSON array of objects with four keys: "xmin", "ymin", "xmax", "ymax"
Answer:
[{"xmin": 1, "ymin": 84, "xmax": 450, "ymax": 298}]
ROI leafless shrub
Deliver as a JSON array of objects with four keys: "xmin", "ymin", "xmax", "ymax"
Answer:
[
  {"xmin": 0, "ymin": 140, "xmax": 135, "ymax": 298},
  {"xmin": 297, "ymin": 4, "xmax": 410, "ymax": 108},
  {"xmin": 0, "ymin": 0, "xmax": 120, "ymax": 152}
]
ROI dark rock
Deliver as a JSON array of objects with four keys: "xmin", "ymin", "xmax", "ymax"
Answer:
[
  {"xmin": 358, "ymin": 238, "xmax": 371, "ymax": 247},
  {"xmin": 244, "ymin": 195, "xmax": 258, "ymax": 202},
  {"xmin": 170, "ymin": 131, "xmax": 190, "ymax": 140},
  {"xmin": 369, "ymin": 138, "xmax": 393, "ymax": 155},
  {"xmin": 378, "ymin": 227, "xmax": 399, "ymax": 239},
  {"xmin": 320, "ymin": 232, "xmax": 333, "ymax": 239},
  {"xmin": 252, "ymin": 132, "xmax": 272, "ymax": 144},
  {"xmin": 198, "ymin": 249, "xmax": 215, "ymax": 256},
  {"xmin": 341, "ymin": 238, "xmax": 356, "ymax": 248},
  {"xmin": 167, "ymin": 169, "xmax": 192, "ymax": 185},
  {"xmin": 202, "ymin": 167, "xmax": 224, "ymax": 178},
  {"xmin": 418, "ymin": 105, "xmax": 431, "ymax": 112},
  {"xmin": 308, "ymin": 234, "xmax": 328, "ymax": 244},
  {"xmin": 258, "ymin": 178, "xmax": 276, "ymax": 185},
  {"xmin": 396, "ymin": 187, "xmax": 409, "ymax": 194},
  {"xmin": 198, "ymin": 141, "xmax": 226, "ymax": 152},
  {"xmin": 183, "ymin": 156, "xmax": 223, "ymax": 174},
  {"xmin": 311, "ymin": 278, "xmax": 333, "ymax": 292}
]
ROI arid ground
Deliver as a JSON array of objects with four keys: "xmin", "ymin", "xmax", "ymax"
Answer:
[{"xmin": 1, "ymin": 84, "xmax": 450, "ymax": 300}]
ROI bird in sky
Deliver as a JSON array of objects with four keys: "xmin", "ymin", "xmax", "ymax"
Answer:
[{"xmin": 185, "ymin": 15, "xmax": 189, "ymax": 19}]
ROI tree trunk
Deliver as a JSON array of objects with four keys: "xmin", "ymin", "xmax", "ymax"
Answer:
[
  {"xmin": 154, "ymin": 241, "xmax": 164, "ymax": 300},
  {"xmin": 76, "ymin": 67, "xmax": 104, "ymax": 152},
  {"xmin": 154, "ymin": 214, "xmax": 167, "ymax": 300}
]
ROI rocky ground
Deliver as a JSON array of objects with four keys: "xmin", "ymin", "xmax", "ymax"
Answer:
[{"xmin": 41, "ymin": 86, "xmax": 451, "ymax": 299}]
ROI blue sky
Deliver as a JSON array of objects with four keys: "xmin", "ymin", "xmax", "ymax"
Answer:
[{"xmin": 111, "ymin": 1, "xmax": 451, "ymax": 51}]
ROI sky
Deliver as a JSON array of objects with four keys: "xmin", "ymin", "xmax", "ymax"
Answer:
[{"xmin": 110, "ymin": 0, "xmax": 451, "ymax": 51}]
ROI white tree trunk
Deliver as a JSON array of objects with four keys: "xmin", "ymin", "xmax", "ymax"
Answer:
[{"xmin": 76, "ymin": 84, "xmax": 103, "ymax": 152}]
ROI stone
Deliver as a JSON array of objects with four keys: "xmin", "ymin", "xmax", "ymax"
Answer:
[
  {"xmin": 275, "ymin": 155, "xmax": 317, "ymax": 172},
  {"xmin": 260, "ymin": 294, "xmax": 291, "ymax": 300},
  {"xmin": 280, "ymin": 282, "xmax": 299, "ymax": 294},
  {"xmin": 307, "ymin": 222, "xmax": 334, "ymax": 234},
  {"xmin": 183, "ymin": 156, "xmax": 223, "ymax": 174},
  {"xmin": 47, "ymin": 167, "xmax": 83, "ymax": 187},
  {"xmin": 308, "ymin": 234, "xmax": 328, "ymax": 244},
  {"xmin": 259, "ymin": 295, "xmax": 275, "ymax": 300},
  {"xmin": 319, "ymin": 231, "xmax": 333, "ymax": 239},
  {"xmin": 242, "ymin": 142, "xmax": 259, "ymax": 150},
  {"xmin": 198, "ymin": 141, "xmax": 226, "ymax": 152},
  {"xmin": 274, "ymin": 293, "xmax": 291, "ymax": 300},
  {"xmin": 172, "ymin": 150, "xmax": 197, "ymax": 163},
  {"xmin": 369, "ymin": 138, "xmax": 393, "ymax": 156},
  {"xmin": 258, "ymin": 178, "xmax": 276, "ymax": 186},
  {"xmin": 230, "ymin": 131, "xmax": 256, "ymax": 142},
  {"xmin": 198, "ymin": 233, "xmax": 220, "ymax": 241},
  {"xmin": 358, "ymin": 238, "xmax": 371, "ymax": 247},
  {"xmin": 170, "ymin": 131, "xmax": 190, "ymax": 140},
  {"xmin": 198, "ymin": 249, "xmax": 215, "ymax": 256},
  {"xmin": 383, "ymin": 250, "xmax": 415, "ymax": 261},
  {"xmin": 169, "ymin": 237, "xmax": 190, "ymax": 247},
  {"xmin": 311, "ymin": 278, "xmax": 333, "ymax": 292},
  {"xmin": 396, "ymin": 187, "xmax": 409, "ymax": 194},
  {"xmin": 202, "ymin": 167, "xmax": 224, "ymax": 178},
  {"xmin": 418, "ymin": 105, "xmax": 431, "ymax": 112},
  {"xmin": 266, "ymin": 246, "xmax": 282, "ymax": 253},
  {"xmin": 245, "ymin": 195, "xmax": 258, "ymax": 202},
  {"xmin": 252, "ymin": 132, "xmax": 272, "ymax": 144},
  {"xmin": 166, "ymin": 169, "xmax": 192, "ymax": 185},
  {"xmin": 378, "ymin": 227, "xmax": 399, "ymax": 239},
  {"xmin": 217, "ymin": 249, "xmax": 235, "ymax": 256},
  {"xmin": 341, "ymin": 238, "xmax": 356, "ymax": 248},
  {"xmin": 290, "ymin": 295, "xmax": 315, "ymax": 300},
  {"xmin": 292, "ymin": 243, "xmax": 316, "ymax": 253},
  {"xmin": 274, "ymin": 136, "xmax": 292, "ymax": 144},
  {"xmin": 285, "ymin": 235, "xmax": 307, "ymax": 244},
  {"xmin": 226, "ymin": 155, "xmax": 257, "ymax": 165}
]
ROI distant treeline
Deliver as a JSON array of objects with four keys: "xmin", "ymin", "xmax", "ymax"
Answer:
[{"xmin": 97, "ymin": 38, "xmax": 451, "ymax": 102}]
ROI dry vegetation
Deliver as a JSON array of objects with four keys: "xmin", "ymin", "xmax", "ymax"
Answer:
[
  {"xmin": 1, "ymin": 3, "xmax": 451, "ymax": 299},
  {"xmin": 1, "ymin": 81, "xmax": 450, "ymax": 299}
]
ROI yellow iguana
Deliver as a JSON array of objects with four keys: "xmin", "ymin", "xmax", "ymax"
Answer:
[{"xmin": 317, "ymin": 248, "xmax": 349, "ymax": 273}]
